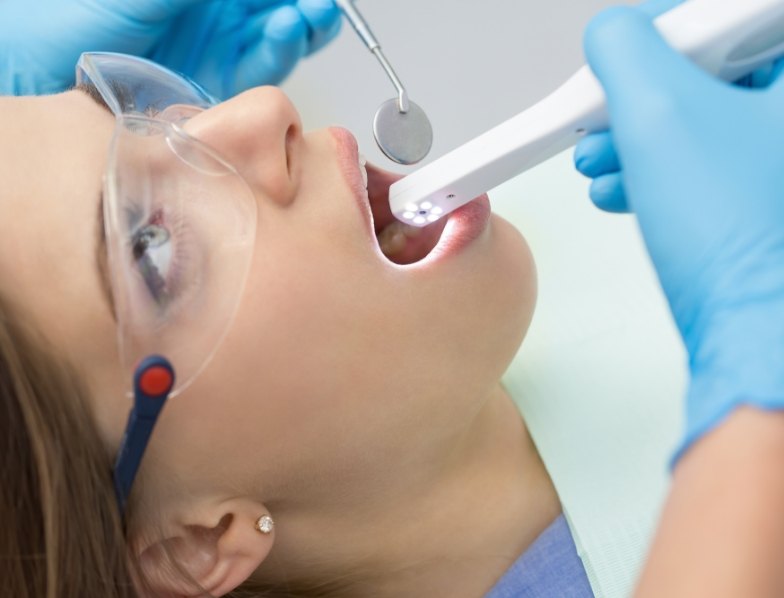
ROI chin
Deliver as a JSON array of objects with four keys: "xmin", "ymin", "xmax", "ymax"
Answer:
[
  {"xmin": 417, "ymin": 213, "xmax": 536, "ymax": 392},
  {"xmin": 484, "ymin": 214, "xmax": 538, "ymax": 370}
]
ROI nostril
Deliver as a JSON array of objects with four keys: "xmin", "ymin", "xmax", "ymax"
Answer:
[{"xmin": 285, "ymin": 123, "xmax": 299, "ymax": 178}]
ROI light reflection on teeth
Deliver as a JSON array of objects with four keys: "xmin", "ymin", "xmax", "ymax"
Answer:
[{"xmin": 377, "ymin": 220, "xmax": 422, "ymax": 257}]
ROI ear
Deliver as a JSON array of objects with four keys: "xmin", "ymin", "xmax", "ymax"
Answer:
[{"xmin": 134, "ymin": 499, "xmax": 274, "ymax": 597}]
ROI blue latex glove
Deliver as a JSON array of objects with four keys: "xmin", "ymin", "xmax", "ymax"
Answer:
[
  {"xmin": 574, "ymin": 0, "xmax": 782, "ymax": 212},
  {"xmin": 577, "ymin": 6, "xmax": 784, "ymax": 461},
  {"xmin": 1, "ymin": 0, "xmax": 341, "ymax": 98},
  {"xmin": 573, "ymin": 0, "xmax": 684, "ymax": 214}
]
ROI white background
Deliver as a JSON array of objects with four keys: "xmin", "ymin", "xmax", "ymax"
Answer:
[{"xmin": 283, "ymin": 0, "xmax": 618, "ymax": 168}]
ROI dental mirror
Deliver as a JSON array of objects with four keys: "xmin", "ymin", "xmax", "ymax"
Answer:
[
  {"xmin": 373, "ymin": 97, "xmax": 433, "ymax": 166},
  {"xmin": 336, "ymin": 0, "xmax": 434, "ymax": 165}
]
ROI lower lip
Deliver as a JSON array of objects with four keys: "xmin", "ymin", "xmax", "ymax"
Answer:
[{"xmin": 428, "ymin": 194, "xmax": 491, "ymax": 262}]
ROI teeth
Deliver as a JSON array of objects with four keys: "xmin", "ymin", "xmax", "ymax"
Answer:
[
  {"xmin": 359, "ymin": 153, "xmax": 368, "ymax": 189},
  {"xmin": 377, "ymin": 220, "xmax": 421, "ymax": 257}
]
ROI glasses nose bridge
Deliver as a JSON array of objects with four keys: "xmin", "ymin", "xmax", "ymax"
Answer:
[
  {"xmin": 158, "ymin": 103, "xmax": 206, "ymax": 126},
  {"xmin": 166, "ymin": 124, "xmax": 240, "ymax": 177},
  {"xmin": 117, "ymin": 110, "xmax": 238, "ymax": 180},
  {"xmin": 158, "ymin": 105, "xmax": 242, "ymax": 178}
]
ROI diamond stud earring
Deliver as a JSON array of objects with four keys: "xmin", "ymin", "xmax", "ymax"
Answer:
[{"xmin": 255, "ymin": 515, "xmax": 274, "ymax": 535}]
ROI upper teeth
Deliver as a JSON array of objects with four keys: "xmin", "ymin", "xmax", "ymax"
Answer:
[{"xmin": 359, "ymin": 154, "xmax": 368, "ymax": 189}]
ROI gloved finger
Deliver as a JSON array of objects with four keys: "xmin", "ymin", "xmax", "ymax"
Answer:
[
  {"xmin": 637, "ymin": 0, "xmax": 685, "ymax": 18},
  {"xmin": 240, "ymin": 5, "xmax": 278, "ymax": 48},
  {"xmin": 772, "ymin": 58, "xmax": 784, "ymax": 84},
  {"xmin": 574, "ymin": 132, "xmax": 620, "ymax": 178},
  {"xmin": 297, "ymin": 0, "xmax": 342, "ymax": 55},
  {"xmin": 759, "ymin": 58, "xmax": 784, "ymax": 92},
  {"xmin": 114, "ymin": 0, "xmax": 211, "ymax": 23},
  {"xmin": 243, "ymin": 0, "xmax": 289, "ymax": 8},
  {"xmin": 234, "ymin": 5, "xmax": 309, "ymax": 92},
  {"xmin": 733, "ymin": 57, "xmax": 784, "ymax": 89},
  {"xmin": 589, "ymin": 173, "xmax": 630, "ymax": 213},
  {"xmin": 734, "ymin": 73, "xmax": 756, "ymax": 89},
  {"xmin": 584, "ymin": 7, "xmax": 716, "ymax": 139}
]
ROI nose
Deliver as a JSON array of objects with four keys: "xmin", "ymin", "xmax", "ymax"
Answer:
[{"xmin": 185, "ymin": 87, "xmax": 303, "ymax": 206}]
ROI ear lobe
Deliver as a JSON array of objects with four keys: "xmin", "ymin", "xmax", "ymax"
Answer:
[{"xmin": 135, "ymin": 501, "xmax": 274, "ymax": 597}]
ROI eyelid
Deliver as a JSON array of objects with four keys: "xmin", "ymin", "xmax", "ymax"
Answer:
[{"xmin": 96, "ymin": 191, "xmax": 117, "ymax": 322}]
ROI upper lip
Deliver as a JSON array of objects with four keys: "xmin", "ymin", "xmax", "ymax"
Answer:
[
  {"xmin": 366, "ymin": 163, "xmax": 407, "ymax": 235},
  {"xmin": 330, "ymin": 127, "xmax": 399, "ymax": 232},
  {"xmin": 330, "ymin": 127, "xmax": 450, "ymax": 265}
]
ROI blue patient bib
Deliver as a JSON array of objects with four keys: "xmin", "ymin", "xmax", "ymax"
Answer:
[{"xmin": 484, "ymin": 515, "xmax": 594, "ymax": 597}]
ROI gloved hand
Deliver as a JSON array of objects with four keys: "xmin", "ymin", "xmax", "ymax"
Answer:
[
  {"xmin": 579, "ymin": 6, "xmax": 784, "ymax": 461},
  {"xmin": 574, "ymin": 0, "xmax": 782, "ymax": 212},
  {"xmin": 573, "ymin": 0, "xmax": 684, "ymax": 213},
  {"xmin": 1, "ymin": 0, "xmax": 341, "ymax": 98}
]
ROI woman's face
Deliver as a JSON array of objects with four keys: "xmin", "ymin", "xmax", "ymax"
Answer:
[{"xmin": 0, "ymin": 87, "xmax": 536, "ymax": 508}]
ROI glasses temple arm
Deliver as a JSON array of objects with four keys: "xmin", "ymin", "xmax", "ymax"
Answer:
[{"xmin": 113, "ymin": 355, "xmax": 175, "ymax": 517}]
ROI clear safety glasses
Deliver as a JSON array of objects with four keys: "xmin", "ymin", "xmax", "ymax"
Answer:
[{"xmin": 75, "ymin": 53, "xmax": 257, "ymax": 513}]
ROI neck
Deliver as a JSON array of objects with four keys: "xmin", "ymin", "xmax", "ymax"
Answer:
[{"xmin": 257, "ymin": 384, "xmax": 560, "ymax": 597}]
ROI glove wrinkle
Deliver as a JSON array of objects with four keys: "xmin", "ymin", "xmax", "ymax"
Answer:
[{"xmin": 1, "ymin": 0, "xmax": 342, "ymax": 97}]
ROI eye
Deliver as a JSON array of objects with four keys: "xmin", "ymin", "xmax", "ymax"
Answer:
[{"xmin": 132, "ymin": 220, "xmax": 173, "ymax": 306}]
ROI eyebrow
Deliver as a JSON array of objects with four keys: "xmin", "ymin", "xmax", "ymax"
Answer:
[{"xmin": 76, "ymin": 81, "xmax": 112, "ymax": 114}]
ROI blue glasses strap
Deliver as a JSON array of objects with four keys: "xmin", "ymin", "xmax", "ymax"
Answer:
[{"xmin": 113, "ymin": 355, "xmax": 175, "ymax": 516}]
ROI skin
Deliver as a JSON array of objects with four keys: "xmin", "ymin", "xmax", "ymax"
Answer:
[
  {"xmin": 0, "ymin": 88, "xmax": 559, "ymax": 597},
  {"xmin": 636, "ymin": 409, "xmax": 784, "ymax": 598}
]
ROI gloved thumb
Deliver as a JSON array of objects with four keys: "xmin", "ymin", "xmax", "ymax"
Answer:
[{"xmin": 583, "ymin": 7, "xmax": 708, "ymax": 122}]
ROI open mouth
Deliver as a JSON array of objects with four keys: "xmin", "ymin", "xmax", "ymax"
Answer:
[
  {"xmin": 331, "ymin": 127, "xmax": 490, "ymax": 265},
  {"xmin": 362, "ymin": 160, "xmax": 448, "ymax": 265}
]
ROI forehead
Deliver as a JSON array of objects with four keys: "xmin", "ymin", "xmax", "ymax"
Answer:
[
  {"xmin": 0, "ymin": 91, "xmax": 116, "ymax": 360},
  {"xmin": 0, "ymin": 90, "xmax": 112, "ymax": 226}
]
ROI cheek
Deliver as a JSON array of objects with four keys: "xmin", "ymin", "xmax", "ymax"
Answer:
[
  {"xmin": 399, "ymin": 215, "xmax": 536, "ymax": 378},
  {"xmin": 173, "ymin": 212, "xmax": 537, "ymax": 472},
  {"xmin": 218, "ymin": 212, "xmax": 537, "ymax": 402},
  {"xmin": 482, "ymin": 215, "xmax": 537, "ymax": 348}
]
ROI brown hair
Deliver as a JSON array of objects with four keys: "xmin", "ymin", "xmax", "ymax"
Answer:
[
  {"xmin": 0, "ymin": 293, "xmax": 135, "ymax": 597},
  {"xmin": 0, "ymin": 292, "xmax": 357, "ymax": 598}
]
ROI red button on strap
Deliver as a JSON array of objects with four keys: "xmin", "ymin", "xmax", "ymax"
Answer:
[{"xmin": 139, "ymin": 366, "xmax": 173, "ymax": 397}]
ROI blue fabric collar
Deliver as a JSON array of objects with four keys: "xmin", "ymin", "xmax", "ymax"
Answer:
[{"xmin": 484, "ymin": 515, "xmax": 594, "ymax": 598}]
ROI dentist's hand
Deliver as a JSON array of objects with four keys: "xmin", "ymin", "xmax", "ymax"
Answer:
[
  {"xmin": 1, "ymin": 0, "xmax": 341, "ymax": 98},
  {"xmin": 580, "ymin": 7, "xmax": 784, "ymax": 460},
  {"xmin": 573, "ymin": 0, "xmax": 783, "ymax": 212},
  {"xmin": 574, "ymin": 0, "xmax": 684, "ymax": 212}
]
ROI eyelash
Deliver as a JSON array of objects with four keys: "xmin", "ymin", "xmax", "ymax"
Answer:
[{"xmin": 130, "ymin": 207, "xmax": 196, "ymax": 313}]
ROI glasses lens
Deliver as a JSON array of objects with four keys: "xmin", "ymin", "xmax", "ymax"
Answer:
[
  {"xmin": 77, "ymin": 53, "xmax": 256, "ymax": 396},
  {"xmin": 77, "ymin": 53, "xmax": 217, "ymax": 115},
  {"xmin": 105, "ymin": 117, "xmax": 256, "ymax": 395}
]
